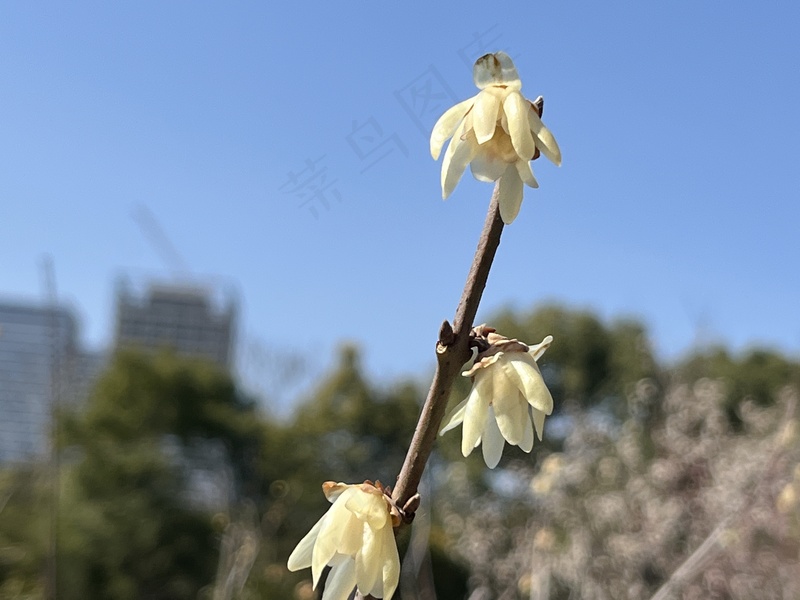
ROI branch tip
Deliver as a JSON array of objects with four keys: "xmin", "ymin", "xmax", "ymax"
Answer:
[{"xmin": 438, "ymin": 320, "xmax": 455, "ymax": 346}]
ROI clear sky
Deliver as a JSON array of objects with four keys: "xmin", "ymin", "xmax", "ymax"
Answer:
[{"xmin": 2, "ymin": 2, "xmax": 799, "ymax": 408}]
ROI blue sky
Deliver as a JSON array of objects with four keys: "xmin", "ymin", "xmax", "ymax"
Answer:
[{"xmin": 2, "ymin": 2, "xmax": 799, "ymax": 408}]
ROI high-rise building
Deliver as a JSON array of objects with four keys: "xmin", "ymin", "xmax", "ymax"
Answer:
[
  {"xmin": 113, "ymin": 280, "xmax": 238, "ymax": 510},
  {"xmin": 0, "ymin": 301, "xmax": 103, "ymax": 463},
  {"xmin": 114, "ymin": 282, "xmax": 236, "ymax": 367}
]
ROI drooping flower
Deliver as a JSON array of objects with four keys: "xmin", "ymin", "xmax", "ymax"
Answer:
[
  {"xmin": 430, "ymin": 51, "xmax": 561, "ymax": 224},
  {"xmin": 440, "ymin": 326, "xmax": 554, "ymax": 468},
  {"xmin": 287, "ymin": 481, "xmax": 400, "ymax": 600}
]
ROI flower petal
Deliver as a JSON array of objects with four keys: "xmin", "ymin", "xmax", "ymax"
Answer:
[
  {"xmin": 359, "ymin": 524, "xmax": 400, "ymax": 599},
  {"xmin": 310, "ymin": 517, "xmax": 336, "ymax": 586},
  {"xmin": 440, "ymin": 398, "xmax": 468, "ymax": 435},
  {"xmin": 356, "ymin": 525, "xmax": 382, "ymax": 595},
  {"xmin": 504, "ymin": 92, "xmax": 536, "ymax": 160},
  {"xmin": 430, "ymin": 98, "xmax": 475, "ymax": 161},
  {"xmin": 470, "ymin": 150, "xmax": 507, "ymax": 182},
  {"xmin": 337, "ymin": 513, "xmax": 364, "ymax": 556},
  {"xmin": 472, "ymin": 89, "xmax": 501, "ymax": 144},
  {"xmin": 497, "ymin": 165, "xmax": 524, "ymax": 224},
  {"xmin": 493, "ymin": 367, "xmax": 527, "ymax": 445},
  {"xmin": 481, "ymin": 406, "xmax": 506, "ymax": 468},
  {"xmin": 287, "ymin": 515, "xmax": 325, "ymax": 572},
  {"xmin": 528, "ymin": 335, "xmax": 553, "ymax": 361},
  {"xmin": 323, "ymin": 559, "xmax": 358, "ymax": 600},
  {"xmin": 528, "ymin": 108, "xmax": 562, "ymax": 166},
  {"xmin": 345, "ymin": 486, "xmax": 389, "ymax": 531},
  {"xmin": 473, "ymin": 51, "xmax": 521, "ymax": 90},
  {"xmin": 462, "ymin": 375, "xmax": 492, "ymax": 457},
  {"xmin": 323, "ymin": 481, "xmax": 353, "ymax": 503},
  {"xmin": 520, "ymin": 410, "xmax": 534, "ymax": 452},
  {"xmin": 532, "ymin": 408, "xmax": 547, "ymax": 441},
  {"xmin": 505, "ymin": 354, "xmax": 553, "ymax": 415},
  {"xmin": 380, "ymin": 525, "xmax": 400, "ymax": 600},
  {"xmin": 441, "ymin": 121, "xmax": 478, "ymax": 199},
  {"xmin": 515, "ymin": 160, "xmax": 539, "ymax": 189},
  {"xmin": 311, "ymin": 491, "xmax": 357, "ymax": 586},
  {"xmin": 461, "ymin": 346, "xmax": 479, "ymax": 374}
]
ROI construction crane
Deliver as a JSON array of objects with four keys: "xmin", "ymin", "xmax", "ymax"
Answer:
[{"xmin": 131, "ymin": 204, "xmax": 191, "ymax": 277}]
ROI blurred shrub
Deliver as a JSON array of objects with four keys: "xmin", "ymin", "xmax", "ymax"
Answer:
[{"xmin": 491, "ymin": 304, "xmax": 661, "ymax": 415}]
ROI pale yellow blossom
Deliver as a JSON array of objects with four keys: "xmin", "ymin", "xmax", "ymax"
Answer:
[
  {"xmin": 430, "ymin": 51, "xmax": 561, "ymax": 224},
  {"xmin": 287, "ymin": 481, "xmax": 400, "ymax": 600},
  {"xmin": 440, "ymin": 330, "xmax": 554, "ymax": 468}
]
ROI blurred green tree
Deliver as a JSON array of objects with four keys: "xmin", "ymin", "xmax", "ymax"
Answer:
[
  {"xmin": 0, "ymin": 467, "xmax": 48, "ymax": 599},
  {"xmin": 489, "ymin": 304, "xmax": 661, "ymax": 413},
  {"xmin": 677, "ymin": 345, "xmax": 800, "ymax": 423},
  {"xmin": 56, "ymin": 349, "xmax": 264, "ymax": 600}
]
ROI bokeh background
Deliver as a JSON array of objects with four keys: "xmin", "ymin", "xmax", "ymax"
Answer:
[{"xmin": 1, "ymin": 2, "xmax": 799, "ymax": 599}]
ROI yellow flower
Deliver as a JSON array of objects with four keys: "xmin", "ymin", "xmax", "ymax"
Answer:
[
  {"xmin": 440, "ymin": 329, "xmax": 554, "ymax": 468},
  {"xmin": 430, "ymin": 51, "xmax": 561, "ymax": 224},
  {"xmin": 287, "ymin": 481, "xmax": 400, "ymax": 600}
]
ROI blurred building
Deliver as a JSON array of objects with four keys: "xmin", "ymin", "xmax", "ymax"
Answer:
[
  {"xmin": 114, "ymin": 282, "xmax": 236, "ymax": 367},
  {"xmin": 113, "ymin": 280, "xmax": 238, "ymax": 511},
  {"xmin": 0, "ymin": 300, "xmax": 104, "ymax": 463}
]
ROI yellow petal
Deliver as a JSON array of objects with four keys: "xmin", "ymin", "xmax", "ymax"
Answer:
[
  {"xmin": 505, "ymin": 354, "xmax": 553, "ymax": 415},
  {"xmin": 528, "ymin": 335, "xmax": 553, "ymax": 361},
  {"xmin": 311, "ymin": 491, "xmax": 356, "ymax": 586},
  {"xmin": 337, "ymin": 513, "xmax": 364, "ymax": 556},
  {"xmin": 356, "ymin": 526, "xmax": 382, "ymax": 595},
  {"xmin": 287, "ymin": 516, "xmax": 325, "ymax": 572},
  {"xmin": 430, "ymin": 98, "xmax": 475, "ymax": 160},
  {"xmin": 492, "ymin": 379, "xmax": 527, "ymax": 446},
  {"xmin": 520, "ymin": 411, "xmax": 534, "ymax": 452},
  {"xmin": 345, "ymin": 487, "xmax": 389, "ymax": 531},
  {"xmin": 323, "ymin": 559, "xmax": 358, "ymax": 600},
  {"xmin": 460, "ymin": 347, "xmax": 479, "ymax": 375},
  {"xmin": 528, "ymin": 108, "xmax": 562, "ymax": 166},
  {"xmin": 441, "ymin": 120, "xmax": 478, "ymax": 199},
  {"xmin": 504, "ymin": 92, "xmax": 536, "ymax": 160},
  {"xmin": 497, "ymin": 165, "xmax": 524, "ymax": 224},
  {"xmin": 462, "ymin": 375, "xmax": 491, "ymax": 457},
  {"xmin": 380, "ymin": 519, "xmax": 401, "ymax": 599},
  {"xmin": 481, "ymin": 406, "xmax": 505, "ymax": 468},
  {"xmin": 310, "ymin": 518, "xmax": 336, "ymax": 586},
  {"xmin": 472, "ymin": 89, "xmax": 501, "ymax": 144},
  {"xmin": 532, "ymin": 408, "xmax": 547, "ymax": 441},
  {"xmin": 515, "ymin": 160, "xmax": 539, "ymax": 189},
  {"xmin": 323, "ymin": 481, "xmax": 353, "ymax": 503},
  {"xmin": 470, "ymin": 150, "xmax": 507, "ymax": 182},
  {"xmin": 440, "ymin": 398, "xmax": 468, "ymax": 435}
]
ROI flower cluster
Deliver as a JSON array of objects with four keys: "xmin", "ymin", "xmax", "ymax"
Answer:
[
  {"xmin": 430, "ymin": 51, "xmax": 561, "ymax": 224},
  {"xmin": 287, "ymin": 481, "xmax": 400, "ymax": 600},
  {"xmin": 440, "ymin": 325, "xmax": 554, "ymax": 468}
]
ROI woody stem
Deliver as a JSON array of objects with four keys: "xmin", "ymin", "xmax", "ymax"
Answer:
[
  {"xmin": 353, "ymin": 186, "xmax": 505, "ymax": 600},
  {"xmin": 391, "ymin": 181, "xmax": 505, "ymax": 508}
]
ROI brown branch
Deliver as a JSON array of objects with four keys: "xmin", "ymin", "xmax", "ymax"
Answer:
[
  {"xmin": 391, "ymin": 182, "xmax": 505, "ymax": 509},
  {"xmin": 355, "ymin": 185, "xmax": 504, "ymax": 600}
]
